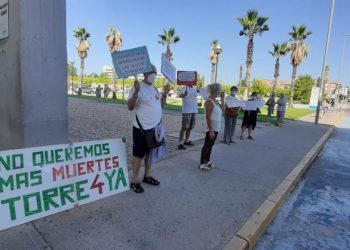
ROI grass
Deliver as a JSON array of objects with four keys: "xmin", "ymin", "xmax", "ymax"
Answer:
[{"xmin": 69, "ymin": 94, "xmax": 315, "ymax": 121}]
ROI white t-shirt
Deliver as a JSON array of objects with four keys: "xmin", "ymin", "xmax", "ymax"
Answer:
[
  {"xmin": 181, "ymin": 86, "xmax": 198, "ymax": 114},
  {"xmin": 129, "ymin": 82, "xmax": 162, "ymax": 130},
  {"xmin": 225, "ymin": 95, "xmax": 237, "ymax": 107}
]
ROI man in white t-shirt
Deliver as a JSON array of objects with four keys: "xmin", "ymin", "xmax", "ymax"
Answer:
[
  {"xmin": 127, "ymin": 65, "xmax": 170, "ymax": 193},
  {"xmin": 178, "ymin": 85, "xmax": 198, "ymax": 150}
]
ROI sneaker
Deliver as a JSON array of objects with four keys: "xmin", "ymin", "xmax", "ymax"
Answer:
[
  {"xmin": 184, "ymin": 140, "xmax": 195, "ymax": 146},
  {"xmin": 230, "ymin": 140, "xmax": 235, "ymax": 143},
  {"xmin": 178, "ymin": 144, "xmax": 186, "ymax": 150}
]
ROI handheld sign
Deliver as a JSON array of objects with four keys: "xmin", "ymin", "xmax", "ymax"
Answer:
[
  {"xmin": 161, "ymin": 55, "xmax": 176, "ymax": 84},
  {"xmin": 242, "ymin": 100, "xmax": 265, "ymax": 110},
  {"xmin": 0, "ymin": 138, "xmax": 129, "ymax": 231},
  {"xmin": 226, "ymin": 99, "xmax": 244, "ymax": 108},
  {"xmin": 111, "ymin": 46, "xmax": 152, "ymax": 78},
  {"xmin": 177, "ymin": 71, "xmax": 197, "ymax": 86}
]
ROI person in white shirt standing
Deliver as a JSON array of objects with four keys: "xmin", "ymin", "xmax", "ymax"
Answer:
[
  {"xmin": 127, "ymin": 65, "xmax": 170, "ymax": 193},
  {"xmin": 178, "ymin": 85, "xmax": 198, "ymax": 150}
]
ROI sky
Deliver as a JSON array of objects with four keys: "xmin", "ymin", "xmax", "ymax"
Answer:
[{"xmin": 67, "ymin": 0, "xmax": 350, "ymax": 87}]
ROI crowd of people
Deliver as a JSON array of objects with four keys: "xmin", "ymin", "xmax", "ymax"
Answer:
[{"xmin": 123, "ymin": 64, "xmax": 290, "ymax": 193}]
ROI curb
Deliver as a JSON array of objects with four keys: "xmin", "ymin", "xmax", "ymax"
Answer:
[{"xmin": 223, "ymin": 114, "xmax": 343, "ymax": 250}]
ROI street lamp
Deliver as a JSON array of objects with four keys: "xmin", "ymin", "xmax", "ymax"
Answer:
[
  {"xmin": 315, "ymin": 0, "xmax": 335, "ymax": 125},
  {"xmin": 69, "ymin": 60, "xmax": 75, "ymax": 95},
  {"xmin": 214, "ymin": 44, "xmax": 223, "ymax": 83}
]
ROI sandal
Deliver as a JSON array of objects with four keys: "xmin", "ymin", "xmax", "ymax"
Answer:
[
  {"xmin": 130, "ymin": 182, "xmax": 144, "ymax": 193},
  {"xmin": 207, "ymin": 161, "xmax": 215, "ymax": 169},
  {"xmin": 199, "ymin": 164, "xmax": 211, "ymax": 171},
  {"xmin": 143, "ymin": 176, "xmax": 160, "ymax": 186}
]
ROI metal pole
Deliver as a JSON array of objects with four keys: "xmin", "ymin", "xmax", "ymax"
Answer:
[
  {"xmin": 71, "ymin": 62, "xmax": 74, "ymax": 95},
  {"xmin": 215, "ymin": 54, "xmax": 219, "ymax": 83},
  {"xmin": 336, "ymin": 34, "xmax": 350, "ymax": 104},
  {"xmin": 122, "ymin": 78, "xmax": 125, "ymax": 100},
  {"xmin": 315, "ymin": 0, "xmax": 335, "ymax": 125}
]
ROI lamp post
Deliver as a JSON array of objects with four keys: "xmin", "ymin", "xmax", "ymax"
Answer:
[
  {"xmin": 315, "ymin": 0, "xmax": 335, "ymax": 125},
  {"xmin": 335, "ymin": 33, "xmax": 350, "ymax": 103},
  {"xmin": 214, "ymin": 44, "xmax": 223, "ymax": 83},
  {"xmin": 69, "ymin": 60, "xmax": 75, "ymax": 95}
]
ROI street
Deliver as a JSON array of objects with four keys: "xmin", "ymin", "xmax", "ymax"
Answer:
[{"xmin": 256, "ymin": 106, "xmax": 350, "ymax": 249}]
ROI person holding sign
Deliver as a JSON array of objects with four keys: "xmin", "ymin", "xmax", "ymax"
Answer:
[
  {"xmin": 178, "ymin": 85, "xmax": 198, "ymax": 150},
  {"xmin": 127, "ymin": 65, "xmax": 171, "ymax": 193},
  {"xmin": 199, "ymin": 83, "xmax": 225, "ymax": 171},
  {"xmin": 223, "ymin": 86, "xmax": 240, "ymax": 144},
  {"xmin": 265, "ymin": 93, "xmax": 276, "ymax": 126},
  {"xmin": 276, "ymin": 93, "xmax": 287, "ymax": 127},
  {"xmin": 240, "ymin": 92, "xmax": 261, "ymax": 140}
]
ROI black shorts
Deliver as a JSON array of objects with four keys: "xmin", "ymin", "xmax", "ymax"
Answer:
[{"xmin": 133, "ymin": 126, "xmax": 149, "ymax": 158}]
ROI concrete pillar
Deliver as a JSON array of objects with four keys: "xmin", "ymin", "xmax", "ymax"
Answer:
[{"xmin": 0, "ymin": 0, "xmax": 68, "ymax": 150}]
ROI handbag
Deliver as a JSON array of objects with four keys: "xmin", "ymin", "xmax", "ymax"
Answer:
[
  {"xmin": 226, "ymin": 107, "xmax": 240, "ymax": 118},
  {"xmin": 135, "ymin": 115, "xmax": 162, "ymax": 150}
]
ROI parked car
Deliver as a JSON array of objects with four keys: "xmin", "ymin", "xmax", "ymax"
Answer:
[{"xmin": 73, "ymin": 87, "xmax": 95, "ymax": 94}]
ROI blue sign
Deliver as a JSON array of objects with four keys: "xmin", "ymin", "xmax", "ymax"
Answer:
[{"xmin": 111, "ymin": 46, "xmax": 152, "ymax": 78}]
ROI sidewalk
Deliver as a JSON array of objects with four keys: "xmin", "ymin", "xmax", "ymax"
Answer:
[{"xmin": 0, "ymin": 109, "xmax": 341, "ymax": 250}]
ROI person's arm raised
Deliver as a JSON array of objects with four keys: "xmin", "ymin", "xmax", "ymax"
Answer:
[
  {"xmin": 161, "ymin": 84, "xmax": 171, "ymax": 108},
  {"xmin": 127, "ymin": 80, "xmax": 140, "ymax": 111}
]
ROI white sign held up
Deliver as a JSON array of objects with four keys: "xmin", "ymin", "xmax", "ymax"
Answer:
[{"xmin": 161, "ymin": 55, "xmax": 176, "ymax": 84}]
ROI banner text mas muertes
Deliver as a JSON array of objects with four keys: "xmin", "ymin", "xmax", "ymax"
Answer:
[{"xmin": 0, "ymin": 138, "xmax": 129, "ymax": 231}]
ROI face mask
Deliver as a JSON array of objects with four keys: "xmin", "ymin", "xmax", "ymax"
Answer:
[
  {"xmin": 231, "ymin": 91, "xmax": 237, "ymax": 96},
  {"xmin": 147, "ymin": 73, "xmax": 157, "ymax": 84}
]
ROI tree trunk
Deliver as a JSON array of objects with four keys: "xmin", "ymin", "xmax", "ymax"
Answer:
[
  {"xmin": 211, "ymin": 63, "xmax": 216, "ymax": 84},
  {"xmin": 79, "ymin": 58, "xmax": 84, "ymax": 95},
  {"xmin": 244, "ymin": 37, "xmax": 254, "ymax": 99},
  {"xmin": 273, "ymin": 58, "xmax": 280, "ymax": 94},
  {"xmin": 289, "ymin": 64, "xmax": 298, "ymax": 107}
]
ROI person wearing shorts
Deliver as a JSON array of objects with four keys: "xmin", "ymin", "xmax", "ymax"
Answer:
[
  {"xmin": 178, "ymin": 85, "xmax": 198, "ymax": 150},
  {"xmin": 127, "ymin": 65, "xmax": 170, "ymax": 193}
]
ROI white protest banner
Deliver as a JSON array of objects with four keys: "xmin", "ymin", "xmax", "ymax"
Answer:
[
  {"xmin": 309, "ymin": 87, "xmax": 320, "ymax": 109},
  {"xmin": 161, "ymin": 55, "xmax": 176, "ymax": 84},
  {"xmin": 226, "ymin": 99, "xmax": 244, "ymax": 108},
  {"xmin": 0, "ymin": 0, "xmax": 9, "ymax": 40},
  {"xmin": 0, "ymin": 138, "xmax": 129, "ymax": 231},
  {"xmin": 242, "ymin": 100, "xmax": 265, "ymax": 110},
  {"xmin": 111, "ymin": 46, "xmax": 152, "ymax": 78},
  {"xmin": 177, "ymin": 71, "xmax": 197, "ymax": 86}
]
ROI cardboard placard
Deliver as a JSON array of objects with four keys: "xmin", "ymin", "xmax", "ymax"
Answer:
[
  {"xmin": 111, "ymin": 46, "xmax": 152, "ymax": 78},
  {"xmin": 161, "ymin": 55, "xmax": 176, "ymax": 84},
  {"xmin": 177, "ymin": 71, "xmax": 197, "ymax": 86},
  {"xmin": 241, "ymin": 100, "xmax": 265, "ymax": 110}
]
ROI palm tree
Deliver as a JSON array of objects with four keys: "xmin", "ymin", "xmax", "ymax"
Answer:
[
  {"xmin": 106, "ymin": 26, "xmax": 123, "ymax": 99},
  {"xmin": 158, "ymin": 28, "xmax": 180, "ymax": 61},
  {"xmin": 74, "ymin": 28, "xmax": 91, "ymax": 95},
  {"xmin": 237, "ymin": 9, "xmax": 269, "ymax": 98},
  {"xmin": 288, "ymin": 25, "xmax": 312, "ymax": 107},
  {"xmin": 209, "ymin": 40, "xmax": 219, "ymax": 84},
  {"xmin": 269, "ymin": 42, "xmax": 290, "ymax": 94}
]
